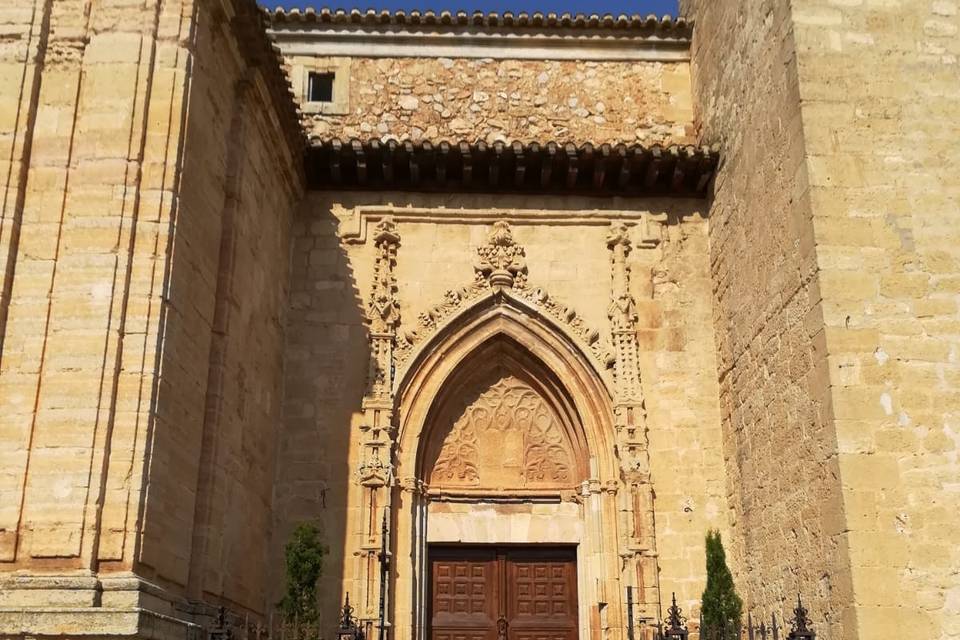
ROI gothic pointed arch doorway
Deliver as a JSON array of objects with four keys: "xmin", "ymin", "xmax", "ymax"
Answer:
[{"xmin": 390, "ymin": 301, "xmax": 621, "ymax": 640}]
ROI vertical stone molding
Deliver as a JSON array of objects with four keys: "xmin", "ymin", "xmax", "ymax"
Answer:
[
  {"xmin": 354, "ymin": 218, "xmax": 401, "ymax": 625},
  {"xmin": 607, "ymin": 222, "xmax": 659, "ymax": 621},
  {"xmin": 607, "ymin": 222, "xmax": 644, "ymax": 404}
]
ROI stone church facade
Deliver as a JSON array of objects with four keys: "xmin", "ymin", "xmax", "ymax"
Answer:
[{"xmin": 0, "ymin": 1, "xmax": 956, "ymax": 640}]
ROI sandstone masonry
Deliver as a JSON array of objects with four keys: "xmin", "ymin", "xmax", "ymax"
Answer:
[{"xmin": 0, "ymin": 2, "xmax": 956, "ymax": 640}]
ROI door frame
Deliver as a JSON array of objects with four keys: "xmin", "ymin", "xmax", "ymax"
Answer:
[{"xmin": 397, "ymin": 491, "xmax": 615, "ymax": 640}]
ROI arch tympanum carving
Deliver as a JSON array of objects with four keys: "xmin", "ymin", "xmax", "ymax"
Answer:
[{"xmin": 425, "ymin": 373, "xmax": 578, "ymax": 491}]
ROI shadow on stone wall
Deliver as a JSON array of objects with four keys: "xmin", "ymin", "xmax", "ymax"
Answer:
[{"xmin": 271, "ymin": 196, "xmax": 368, "ymax": 630}]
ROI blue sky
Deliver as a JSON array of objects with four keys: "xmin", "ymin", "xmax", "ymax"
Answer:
[{"xmin": 265, "ymin": 1, "xmax": 680, "ymax": 15}]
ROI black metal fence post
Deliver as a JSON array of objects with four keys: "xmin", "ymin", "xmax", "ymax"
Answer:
[
  {"xmin": 662, "ymin": 593, "xmax": 688, "ymax": 640},
  {"xmin": 787, "ymin": 595, "xmax": 815, "ymax": 640},
  {"xmin": 378, "ymin": 511, "xmax": 390, "ymax": 640}
]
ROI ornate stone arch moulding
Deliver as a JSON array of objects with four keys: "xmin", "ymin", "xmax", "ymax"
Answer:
[
  {"xmin": 394, "ymin": 285, "xmax": 615, "ymax": 393},
  {"xmin": 394, "ymin": 307, "xmax": 619, "ymax": 491},
  {"xmin": 391, "ymin": 219, "xmax": 617, "ymax": 390}
]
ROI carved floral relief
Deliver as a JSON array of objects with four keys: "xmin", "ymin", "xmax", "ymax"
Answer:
[{"xmin": 428, "ymin": 375, "xmax": 577, "ymax": 490}]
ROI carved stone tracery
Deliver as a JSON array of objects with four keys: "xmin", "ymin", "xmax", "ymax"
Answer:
[{"xmin": 428, "ymin": 375, "xmax": 576, "ymax": 490}]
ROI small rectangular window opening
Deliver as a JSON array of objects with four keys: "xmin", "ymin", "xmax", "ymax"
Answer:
[{"xmin": 307, "ymin": 72, "xmax": 335, "ymax": 103}]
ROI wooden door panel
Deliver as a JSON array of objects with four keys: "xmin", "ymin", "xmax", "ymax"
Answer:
[
  {"xmin": 507, "ymin": 550, "xmax": 577, "ymax": 640},
  {"xmin": 433, "ymin": 632, "xmax": 492, "ymax": 640},
  {"xmin": 429, "ymin": 546, "xmax": 577, "ymax": 640},
  {"xmin": 430, "ymin": 548, "xmax": 499, "ymax": 640},
  {"xmin": 511, "ymin": 633, "xmax": 575, "ymax": 640}
]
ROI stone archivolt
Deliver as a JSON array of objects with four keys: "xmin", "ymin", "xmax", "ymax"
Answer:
[{"xmin": 428, "ymin": 375, "xmax": 577, "ymax": 491}]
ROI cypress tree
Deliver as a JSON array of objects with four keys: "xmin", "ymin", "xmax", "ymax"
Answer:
[
  {"xmin": 700, "ymin": 530, "xmax": 742, "ymax": 638},
  {"xmin": 280, "ymin": 522, "xmax": 328, "ymax": 625}
]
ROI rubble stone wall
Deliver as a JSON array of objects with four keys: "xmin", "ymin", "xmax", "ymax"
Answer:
[
  {"xmin": 681, "ymin": 0, "xmax": 855, "ymax": 636},
  {"xmin": 288, "ymin": 55, "xmax": 695, "ymax": 146}
]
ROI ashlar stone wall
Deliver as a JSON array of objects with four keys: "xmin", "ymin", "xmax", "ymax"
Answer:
[
  {"xmin": 790, "ymin": 1, "xmax": 960, "ymax": 638},
  {"xmin": 137, "ymin": 0, "xmax": 302, "ymax": 613},
  {"xmin": 684, "ymin": 0, "xmax": 960, "ymax": 638},
  {"xmin": 0, "ymin": 0, "xmax": 303, "ymax": 636}
]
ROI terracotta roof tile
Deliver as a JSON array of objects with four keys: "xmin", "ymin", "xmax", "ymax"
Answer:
[{"xmin": 267, "ymin": 7, "xmax": 691, "ymax": 36}]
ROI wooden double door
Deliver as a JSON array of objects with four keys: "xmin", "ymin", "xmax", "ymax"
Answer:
[{"xmin": 429, "ymin": 546, "xmax": 578, "ymax": 640}]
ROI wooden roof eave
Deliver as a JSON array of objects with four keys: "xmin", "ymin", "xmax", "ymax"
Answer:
[{"xmin": 305, "ymin": 138, "xmax": 719, "ymax": 198}]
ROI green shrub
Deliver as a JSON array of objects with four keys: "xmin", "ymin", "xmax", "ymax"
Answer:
[
  {"xmin": 279, "ymin": 523, "xmax": 328, "ymax": 624},
  {"xmin": 701, "ymin": 530, "xmax": 742, "ymax": 639}
]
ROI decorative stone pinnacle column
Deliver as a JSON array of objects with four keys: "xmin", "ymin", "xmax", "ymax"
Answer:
[
  {"xmin": 605, "ymin": 221, "xmax": 659, "ymax": 621},
  {"xmin": 606, "ymin": 222, "xmax": 643, "ymax": 405},
  {"xmin": 365, "ymin": 218, "xmax": 401, "ymax": 400},
  {"xmin": 355, "ymin": 217, "xmax": 402, "ymax": 628}
]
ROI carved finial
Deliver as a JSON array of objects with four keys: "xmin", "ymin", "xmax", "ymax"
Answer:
[
  {"xmin": 374, "ymin": 218, "xmax": 400, "ymax": 245},
  {"xmin": 476, "ymin": 221, "xmax": 527, "ymax": 289},
  {"xmin": 606, "ymin": 221, "xmax": 632, "ymax": 250},
  {"xmin": 357, "ymin": 455, "xmax": 389, "ymax": 487}
]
